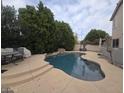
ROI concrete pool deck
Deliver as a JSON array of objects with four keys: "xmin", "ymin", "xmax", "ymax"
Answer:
[{"xmin": 1, "ymin": 51, "xmax": 122, "ymax": 93}]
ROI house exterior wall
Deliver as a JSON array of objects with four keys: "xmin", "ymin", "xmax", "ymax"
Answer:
[
  {"xmin": 112, "ymin": 3, "xmax": 123, "ymax": 48},
  {"xmin": 101, "ymin": 1, "xmax": 123, "ymax": 66},
  {"xmin": 112, "ymin": 48, "xmax": 123, "ymax": 65},
  {"xmin": 112, "ymin": 2, "xmax": 123, "ymax": 66}
]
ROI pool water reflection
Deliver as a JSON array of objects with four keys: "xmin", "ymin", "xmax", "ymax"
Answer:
[{"xmin": 45, "ymin": 53, "xmax": 105, "ymax": 81}]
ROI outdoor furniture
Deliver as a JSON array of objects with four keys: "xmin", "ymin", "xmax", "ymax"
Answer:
[
  {"xmin": 2, "ymin": 52, "xmax": 13, "ymax": 65},
  {"xmin": 17, "ymin": 47, "xmax": 31, "ymax": 58},
  {"xmin": 1, "ymin": 86, "xmax": 14, "ymax": 93},
  {"xmin": 79, "ymin": 48, "xmax": 83, "ymax": 51},
  {"xmin": 58, "ymin": 48, "xmax": 65, "ymax": 54},
  {"xmin": 4, "ymin": 48, "xmax": 14, "ymax": 53},
  {"xmin": 5, "ymin": 55, "xmax": 13, "ymax": 63},
  {"xmin": 1, "ymin": 47, "xmax": 31, "ymax": 65},
  {"xmin": 13, "ymin": 53, "xmax": 23, "ymax": 61},
  {"xmin": 1, "ymin": 69, "xmax": 8, "ymax": 73},
  {"xmin": 1, "ymin": 51, "xmax": 23, "ymax": 65}
]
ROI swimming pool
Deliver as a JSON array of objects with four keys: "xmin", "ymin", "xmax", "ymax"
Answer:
[{"xmin": 45, "ymin": 53, "xmax": 105, "ymax": 81}]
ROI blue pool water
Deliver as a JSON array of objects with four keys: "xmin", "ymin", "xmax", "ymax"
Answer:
[{"xmin": 45, "ymin": 53, "xmax": 105, "ymax": 81}]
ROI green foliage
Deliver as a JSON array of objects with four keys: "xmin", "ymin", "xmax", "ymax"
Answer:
[
  {"xmin": 55, "ymin": 21, "xmax": 75, "ymax": 50},
  {"xmin": 1, "ymin": 5, "xmax": 22, "ymax": 48},
  {"xmin": 2, "ymin": 1, "xmax": 75, "ymax": 54},
  {"xmin": 84, "ymin": 29, "xmax": 108, "ymax": 45}
]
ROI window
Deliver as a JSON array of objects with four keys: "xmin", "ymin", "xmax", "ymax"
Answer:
[{"xmin": 112, "ymin": 39, "xmax": 119, "ymax": 48}]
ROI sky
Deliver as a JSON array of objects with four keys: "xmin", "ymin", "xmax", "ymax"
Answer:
[{"xmin": 3, "ymin": 0, "xmax": 118, "ymax": 41}]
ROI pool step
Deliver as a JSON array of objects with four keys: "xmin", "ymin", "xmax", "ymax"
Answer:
[
  {"xmin": 2, "ymin": 65, "xmax": 53, "ymax": 86},
  {"xmin": 2, "ymin": 62, "xmax": 49, "ymax": 79}
]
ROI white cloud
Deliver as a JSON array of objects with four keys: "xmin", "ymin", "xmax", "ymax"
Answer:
[
  {"xmin": 42, "ymin": 0, "xmax": 118, "ymax": 40},
  {"xmin": 3, "ymin": 0, "xmax": 26, "ymax": 10},
  {"xmin": 3, "ymin": 0, "xmax": 39, "ymax": 10},
  {"xmin": 3, "ymin": 0, "xmax": 118, "ymax": 41}
]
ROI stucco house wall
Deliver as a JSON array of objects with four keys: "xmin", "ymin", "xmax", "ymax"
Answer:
[
  {"xmin": 101, "ymin": 0, "xmax": 123, "ymax": 66},
  {"xmin": 111, "ymin": 0, "xmax": 123, "ymax": 66},
  {"xmin": 112, "ymin": 2, "xmax": 123, "ymax": 48}
]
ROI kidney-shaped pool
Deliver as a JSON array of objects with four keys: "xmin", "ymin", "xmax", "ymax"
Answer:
[{"xmin": 45, "ymin": 53, "xmax": 105, "ymax": 81}]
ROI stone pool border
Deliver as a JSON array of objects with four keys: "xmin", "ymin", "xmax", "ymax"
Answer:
[
  {"xmin": 45, "ymin": 51, "xmax": 106, "ymax": 81},
  {"xmin": 46, "ymin": 51, "xmax": 122, "ymax": 82},
  {"xmin": 2, "ymin": 51, "xmax": 122, "ymax": 93}
]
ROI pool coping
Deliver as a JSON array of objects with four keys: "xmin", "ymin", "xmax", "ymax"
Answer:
[
  {"xmin": 2, "ymin": 51, "xmax": 122, "ymax": 93},
  {"xmin": 45, "ymin": 51, "xmax": 106, "ymax": 81}
]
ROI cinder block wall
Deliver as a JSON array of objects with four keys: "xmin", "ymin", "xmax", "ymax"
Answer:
[
  {"xmin": 86, "ymin": 45, "xmax": 100, "ymax": 52},
  {"xmin": 101, "ymin": 47, "xmax": 123, "ymax": 66},
  {"xmin": 74, "ymin": 44, "xmax": 100, "ymax": 52},
  {"xmin": 100, "ymin": 47, "xmax": 111, "ymax": 60},
  {"xmin": 74, "ymin": 44, "xmax": 80, "ymax": 51},
  {"xmin": 112, "ymin": 48, "xmax": 123, "ymax": 65}
]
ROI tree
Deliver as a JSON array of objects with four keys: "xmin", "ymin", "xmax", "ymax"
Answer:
[
  {"xmin": 36, "ymin": 2, "xmax": 56, "ymax": 53},
  {"xmin": 2, "ymin": 1, "xmax": 75, "ymax": 54},
  {"xmin": 55, "ymin": 21, "xmax": 75, "ymax": 50},
  {"xmin": 84, "ymin": 29, "xmax": 108, "ymax": 45},
  {"xmin": 1, "ymin": 5, "xmax": 21, "ymax": 48},
  {"xmin": 18, "ymin": 5, "xmax": 39, "ymax": 53}
]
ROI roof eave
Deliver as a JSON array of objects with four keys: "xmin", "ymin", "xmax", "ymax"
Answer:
[{"xmin": 110, "ymin": 0, "xmax": 123, "ymax": 21}]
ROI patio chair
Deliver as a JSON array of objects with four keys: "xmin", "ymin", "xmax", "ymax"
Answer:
[
  {"xmin": 1, "ymin": 86, "xmax": 14, "ymax": 93},
  {"xmin": 1, "ymin": 55, "xmax": 12, "ymax": 65},
  {"xmin": 13, "ymin": 53, "xmax": 23, "ymax": 60},
  {"xmin": 5, "ymin": 55, "xmax": 13, "ymax": 63},
  {"xmin": 1, "ymin": 55, "xmax": 6, "ymax": 65}
]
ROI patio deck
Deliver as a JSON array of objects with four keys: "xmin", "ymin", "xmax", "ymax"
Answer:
[{"xmin": 2, "ymin": 51, "xmax": 122, "ymax": 93}]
